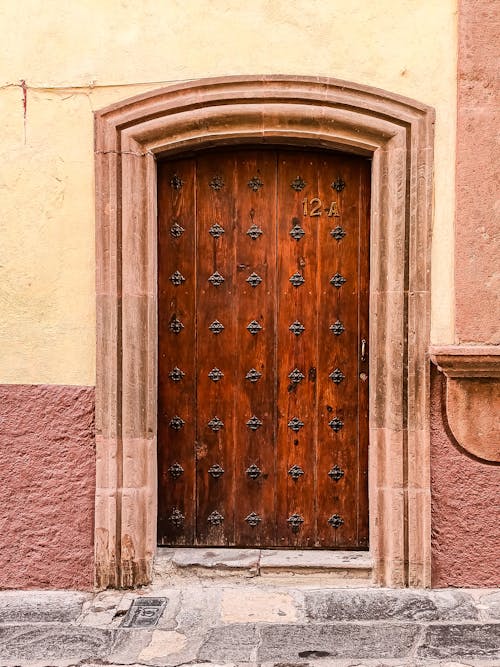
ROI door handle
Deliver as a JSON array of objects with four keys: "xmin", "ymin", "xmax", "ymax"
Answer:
[{"xmin": 361, "ymin": 338, "xmax": 367, "ymax": 362}]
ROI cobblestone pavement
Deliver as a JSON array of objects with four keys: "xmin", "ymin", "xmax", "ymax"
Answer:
[{"xmin": 0, "ymin": 583, "xmax": 499, "ymax": 667}]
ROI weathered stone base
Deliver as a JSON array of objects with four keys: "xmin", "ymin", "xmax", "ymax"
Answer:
[
  {"xmin": 1, "ymin": 587, "xmax": 499, "ymax": 666},
  {"xmin": 154, "ymin": 548, "xmax": 373, "ymax": 584}
]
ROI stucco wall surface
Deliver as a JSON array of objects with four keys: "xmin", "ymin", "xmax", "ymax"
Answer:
[
  {"xmin": 430, "ymin": 369, "xmax": 500, "ymax": 588},
  {"xmin": 0, "ymin": 385, "xmax": 95, "ymax": 590},
  {"xmin": 455, "ymin": 0, "xmax": 499, "ymax": 343},
  {"xmin": 0, "ymin": 0, "xmax": 457, "ymax": 385}
]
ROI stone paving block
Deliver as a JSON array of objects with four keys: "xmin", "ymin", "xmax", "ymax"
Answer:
[
  {"xmin": 111, "ymin": 625, "xmax": 202, "ymax": 667},
  {"xmin": 0, "ymin": 624, "xmax": 113, "ymax": 661},
  {"xmin": 173, "ymin": 586, "xmax": 223, "ymax": 637},
  {"xmin": 154, "ymin": 588, "xmax": 182, "ymax": 630},
  {"xmin": 305, "ymin": 589, "xmax": 478, "ymax": 621},
  {"xmin": 80, "ymin": 608, "xmax": 118, "ymax": 627},
  {"xmin": 79, "ymin": 662, "xmax": 500, "ymax": 667},
  {"xmin": 108, "ymin": 627, "xmax": 154, "ymax": 664},
  {"xmin": 198, "ymin": 624, "xmax": 259, "ymax": 662},
  {"xmin": 480, "ymin": 591, "xmax": 500, "ymax": 619},
  {"xmin": 257, "ymin": 623, "xmax": 420, "ymax": 662},
  {"xmin": 91, "ymin": 589, "xmax": 126, "ymax": 612},
  {"xmin": 425, "ymin": 591, "xmax": 479, "ymax": 620},
  {"xmin": 416, "ymin": 663, "xmax": 499, "ymax": 667},
  {"xmin": 261, "ymin": 662, "xmax": 493, "ymax": 667},
  {"xmin": 138, "ymin": 629, "xmax": 187, "ymax": 661},
  {"xmin": 81, "ymin": 664, "xmax": 150, "ymax": 667},
  {"xmin": 221, "ymin": 589, "xmax": 297, "ymax": 623},
  {"xmin": 417, "ymin": 623, "xmax": 500, "ymax": 659},
  {"xmin": 0, "ymin": 590, "xmax": 90, "ymax": 623}
]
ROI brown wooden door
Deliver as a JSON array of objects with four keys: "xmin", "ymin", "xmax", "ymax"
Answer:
[{"xmin": 157, "ymin": 149, "xmax": 370, "ymax": 549}]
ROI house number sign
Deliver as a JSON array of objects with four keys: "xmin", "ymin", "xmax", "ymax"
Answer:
[{"xmin": 302, "ymin": 198, "xmax": 340, "ymax": 217}]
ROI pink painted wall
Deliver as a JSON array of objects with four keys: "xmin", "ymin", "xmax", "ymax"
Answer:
[
  {"xmin": 431, "ymin": 0, "xmax": 500, "ymax": 588},
  {"xmin": 0, "ymin": 385, "xmax": 95, "ymax": 590},
  {"xmin": 455, "ymin": 0, "xmax": 500, "ymax": 343},
  {"xmin": 430, "ymin": 368, "xmax": 500, "ymax": 587},
  {"xmin": 0, "ymin": 378, "xmax": 498, "ymax": 589}
]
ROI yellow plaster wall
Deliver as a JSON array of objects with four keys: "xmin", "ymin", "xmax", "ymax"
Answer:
[{"xmin": 0, "ymin": 0, "xmax": 457, "ymax": 385}]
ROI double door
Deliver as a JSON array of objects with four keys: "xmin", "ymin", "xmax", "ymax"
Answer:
[{"xmin": 157, "ymin": 148, "xmax": 370, "ymax": 548}]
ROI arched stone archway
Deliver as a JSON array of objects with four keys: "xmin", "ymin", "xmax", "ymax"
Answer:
[{"xmin": 94, "ymin": 76, "xmax": 434, "ymax": 588}]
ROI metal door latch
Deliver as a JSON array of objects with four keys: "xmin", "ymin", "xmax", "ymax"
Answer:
[{"xmin": 361, "ymin": 339, "xmax": 367, "ymax": 362}]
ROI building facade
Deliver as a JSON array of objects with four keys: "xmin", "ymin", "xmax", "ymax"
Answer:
[{"xmin": 0, "ymin": 0, "xmax": 498, "ymax": 591}]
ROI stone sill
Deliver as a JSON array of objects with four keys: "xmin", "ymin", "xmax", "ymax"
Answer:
[
  {"xmin": 155, "ymin": 548, "xmax": 373, "ymax": 581},
  {"xmin": 430, "ymin": 345, "xmax": 500, "ymax": 463},
  {"xmin": 430, "ymin": 345, "xmax": 500, "ymax": 378}
]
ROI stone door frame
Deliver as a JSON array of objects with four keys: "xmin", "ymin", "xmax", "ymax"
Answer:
[{"xmin": 94, "ymin": 75, "xmax": 434, "ymax": 589}]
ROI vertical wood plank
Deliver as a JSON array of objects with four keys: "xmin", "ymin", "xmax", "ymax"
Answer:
[
  {"xmin": 157, "ymin": 159, "xmax": 196, "ymax": 545},
  {"xmin": 276, "ymin": 152, "xmax": 319, "ymax": 547},
  {"xmin": 233, "ymin": 150, "xmax": 278, "ymax": 547},
  {"xmin": 316, "ymin": 153, "xmax": 361, "ymax": 547},
  {"xmin": 195, "ymin": 152, "xmax": 237, "ymax": 545},
  {"xmin": 357, "ymin": 158, "xmax": 371, "ymax": 548}
]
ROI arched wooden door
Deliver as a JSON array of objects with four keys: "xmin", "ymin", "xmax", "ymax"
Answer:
[{"xmin": 157, "ymin": 148, "xmax": 370, "ymax": 549}]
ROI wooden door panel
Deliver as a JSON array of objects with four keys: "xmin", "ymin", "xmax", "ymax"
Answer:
[
  {"xmin": 276, "ymin": 154, "xmax": 319, "ymax": 547},
  {"xmin": 195, "ymin": 153, "xmax": 238, "ymax": 545},
  {"xmin": 316, "ymin": 154, "xmax": 365, "ymax": 547},
  {"xmin": 232, "ymin": 151, "xmax": 277, "ymax": 547},
  {"xmin": 158, "ymin": 148, "xmax": 370, "ymax": 549},
  {"xmin": 157, "ymin": 159, "xmax": 197, "ymax": 545}
]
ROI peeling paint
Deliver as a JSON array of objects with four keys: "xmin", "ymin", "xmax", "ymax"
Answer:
[{"xmin": 19, "ymin": 79, "xmax": 27, "ymax": 118}]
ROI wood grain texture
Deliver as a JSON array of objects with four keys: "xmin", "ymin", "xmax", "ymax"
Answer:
[
  {"xmin": 157, "ymin": 159, "xmax": 196, "ymax": 545},
  {"xmin": 158, "ymin": 149, "xmax": 370, "ymax": 548},
  {"xmin": 276, "ymin": 153, "xmax": 318, "ymax": 547},
  {"xmin": 232, "ymin": 151, "xmax": 277, "ymax": 546}
]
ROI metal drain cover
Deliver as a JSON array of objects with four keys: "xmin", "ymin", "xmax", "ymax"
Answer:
[{"xmin": 120, "ymin": 597, "xmax": 168, "ymax": 628}]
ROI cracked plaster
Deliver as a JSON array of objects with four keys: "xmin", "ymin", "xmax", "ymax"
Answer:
[{"xmin": 0, "ymin": 1, "xmax": 456, "ymax": 385}]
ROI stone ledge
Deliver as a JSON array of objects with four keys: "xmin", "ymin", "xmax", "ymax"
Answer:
[
  {"xmin": 304, "ymin": 588, "xmax": 479, "ymax": 621},
  {"xmin": 259, "ymin": 549, "xmax": 372, "ymax": 572},
  {"xmin": 417, "ymin": 623, "xmax": 500, "ymax": 660},
  {"xmin": 430, "ymin": 345, "xmax": 500, "ymax": 462},
  {"xmin": 0, "ymin": 624, "xmax": 114, "ymax": 662},
  {"xmin": 170, "ymin": 548, "xmax": 260, "ymax": 570},
  {"xmin": 430, "ymin": 345, "xmax": 500, "ymax": 378},
  {"xmin": 256, "ymin": 622, "xmax": 422, "ymax": 662},
  {"xmin": 0, "ymin": 591, "xmax": 91, "ymax": 624},
  {"xmin": 154, "ymin": 548, "xmax": 373, "ymax": 582}
]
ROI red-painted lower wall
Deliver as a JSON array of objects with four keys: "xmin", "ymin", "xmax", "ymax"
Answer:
[
  {"xmin": 0, "ymin": 378, "xmax": 498, "ymax": 589},
  {"xmin": 430, "ymin": 367, "xmax": 500, "ymax": 587},
  {"xmin": 0, "ymin": 385, "xmax": 95, "ymax": 590}
]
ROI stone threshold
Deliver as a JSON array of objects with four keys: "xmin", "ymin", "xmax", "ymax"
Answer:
[{"xmin": 154, "ymin": 547, "xmax": 373, "ymax": 583}]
